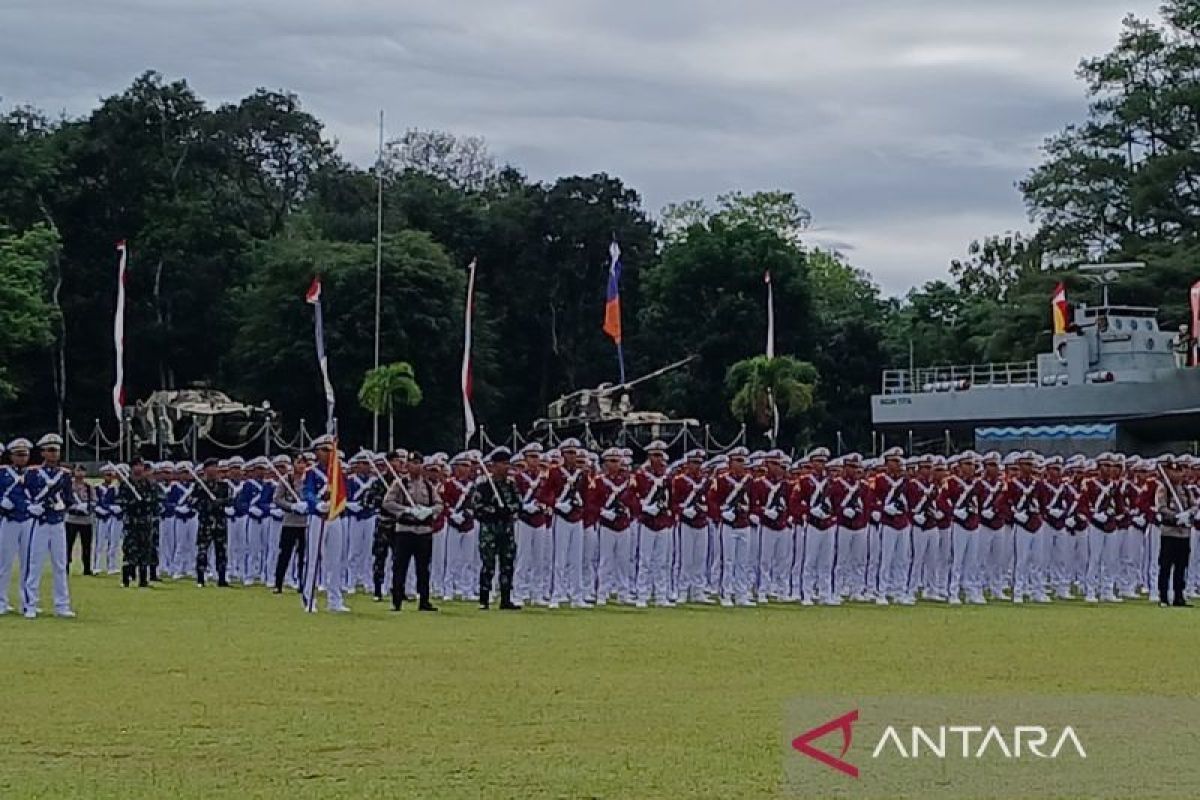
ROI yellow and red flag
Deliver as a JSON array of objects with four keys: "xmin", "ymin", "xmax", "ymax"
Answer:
[
  {"xmin": 326, "ymin": 439, "xmax": 348, "ymax": 521},
  {"xmin": 1052, "ymin": 283, "xmax": 1069, "ymax": 335}
]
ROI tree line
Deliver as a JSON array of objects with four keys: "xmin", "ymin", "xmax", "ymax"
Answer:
[{"xmin": 3, "ymin": 0, "xmax": 1200, "ymax": 452}]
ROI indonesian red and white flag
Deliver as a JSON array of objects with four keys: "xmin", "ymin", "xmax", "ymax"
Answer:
[
  {"xmin": 765, "ymin": 270, "xmax": 775, "ymax": 360},
  {"xmin": 112, "ymin": 240, "xmax": 128, "ymax": 422},
  {"xmin": 461, "ymin": 258, "xmax": 477, "ymax": 444}
]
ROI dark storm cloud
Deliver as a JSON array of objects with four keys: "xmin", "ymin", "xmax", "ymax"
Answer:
[{"xmin": 0, "ymin": 0, "xmax": 1162, "ymax": 292}]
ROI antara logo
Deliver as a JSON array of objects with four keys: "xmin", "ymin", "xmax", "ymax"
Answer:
[{"xmin": 793, "ymin": 710, "xmax": 1087, "ymax": 778}]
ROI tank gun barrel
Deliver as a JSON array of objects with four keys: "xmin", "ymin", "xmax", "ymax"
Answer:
[{"xmin": 599, "ymin": 355, "xmax": 697, "ymax": 395}]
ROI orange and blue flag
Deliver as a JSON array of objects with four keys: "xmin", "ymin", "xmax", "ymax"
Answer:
[
  {"xmin": 325, "ymin": 438, "xmax": 348, "ymax": 521},
  {"xmin": 604, "ymin": 238, "xmax": 626, "ymax": 382}
]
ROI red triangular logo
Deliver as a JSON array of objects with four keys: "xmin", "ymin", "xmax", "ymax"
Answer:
[{"xmin": 791, "ymin": 709, "xmax": 859, "ymax": 778}]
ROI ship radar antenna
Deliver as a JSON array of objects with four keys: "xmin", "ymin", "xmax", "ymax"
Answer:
[{"xmin": 1078, "ymin": 261, "xmax": 1145, "ymax": 307}]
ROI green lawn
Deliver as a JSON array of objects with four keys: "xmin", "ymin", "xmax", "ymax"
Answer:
[{"xmin": 0, "ymin": 573, "xmax": 1195, "ymax": 799}]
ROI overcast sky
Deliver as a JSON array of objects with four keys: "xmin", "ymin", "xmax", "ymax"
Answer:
[{"xmin": 2, "ymin": 0, "xmax": 1162, "ymax": 294}]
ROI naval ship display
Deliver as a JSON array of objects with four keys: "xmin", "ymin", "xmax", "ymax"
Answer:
[{"xmin": 871, "ymin": 263, "xmax": 1200, "ymax": 455}]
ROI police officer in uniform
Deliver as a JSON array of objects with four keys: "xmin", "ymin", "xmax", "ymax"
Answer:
[{"xmin": 470, "ymin": 447, "xmax": 522, "ymax": 610}]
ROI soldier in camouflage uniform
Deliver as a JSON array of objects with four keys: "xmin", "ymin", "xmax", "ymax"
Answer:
[
  {"xmin": 119, "ymin": 457, "xmax": 165, "ymax": 588},
  {"xmin": 470, "ymin": 447, "xmax": 523, "ymax": 610},
  {"xmin": 193, "ymin": 457, "xmax": 231, "ymax": 587},
  {"xmin": 366, "ymin": 456, "xmax": 393, "ymax": 601}
]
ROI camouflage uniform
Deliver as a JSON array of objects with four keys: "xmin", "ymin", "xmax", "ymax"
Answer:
[
  {"xmin": 365, "ymin": 476, "xmax": 393, "ymax": 597},
  {"xmin": 470, "ymin": 474, "xmax": 521, "ymax": 598},
  {"xmin": 194, "ymin": 478, "xmax": 231, "ymax": 583},
  {"xmin": 119, "ymin": 477, "xmax": 164, "ymax": 584}
]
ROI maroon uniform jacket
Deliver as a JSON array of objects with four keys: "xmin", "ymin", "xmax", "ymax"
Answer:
[
  {"xmin": 514, "ymin": 469, "xmax": 552, "ymax": 528},
  {"xmin": 1038, "ymin": 479, "xmax": 1074, "ymax": 532},
  {"xmin": 588, "ymin": 473, "xmax": 638, "ymax": 532},
  {"xmin": 797, "ymin": 472, "xmax": 835, "ymax": 531},
  {"xmin": 1081, "ymin": 477, "xmax": 1123, "ymax": 533},
  {"xmin": 633, "ymin": 468, "xmax": 675, "ymax": 532},
  {"xmin": 943, "ymin": 475, "xmax": 983, "ymax": 531},
  {"xmin": 872, "ymin": 473, "xmax": 911, "ymax": 530},
  {"xmin": 830, "ymin": 477, "xmax": 870, "ymax": 531},
  {"xmin": 976, "ymin": 477, "xmax": 1010, "ymax": 531},
  {"xmin": 671, "ymin": 473, "xmax": 710, "ymax": 529},
  {"xmin": 1006, "ymin": 476, "xmax": 1044, "ymax": 533},
  {"xmin": 544, "ymin": 465, "xmax": 588, "ymax": 525},
  {"xmin": 441, "ymin": 477, "xmax": 475, "ymax": 533},
  {"xmin": 707, "ymin": 472, "xmax": 754, "ymax": 530},
  {"xmin": 750, "ymin": 476, "xmax": 792, "ymax": 531},
  {"xmin": 905, "ymin": 478, "xmax": 941, "ymax": 531}
]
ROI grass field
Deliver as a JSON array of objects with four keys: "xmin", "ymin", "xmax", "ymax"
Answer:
[{"xmin": 1, "ymin": 573, "xmax": 1196, "ymax": 799}]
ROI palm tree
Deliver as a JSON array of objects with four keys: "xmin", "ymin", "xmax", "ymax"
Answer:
[
  {"xmin": 726, "ymin": 355, "xmax": 818, "ymax": 440},
  {"xmin": 358, "ymin": 362, "xmax": 423, "ymax": 450}
]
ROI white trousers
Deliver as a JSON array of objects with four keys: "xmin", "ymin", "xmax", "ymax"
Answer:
[
  {"xmin": 759, "ymin": 526, "xmax": 793, "ymax": 598},
  {"xmin": 948, "ymin": 525, "xmax": 983, "ymax": 600},
  {"xmin": 93, "ymin": 516, "xmax": 122, "ymax": 574},
  {"xmin": 802, "ymin": 526, "xmax": 836, "ymax": 602},
  {"xmin": 678, "ymin": 523, "xmax": 710, "ymax": 601},
  {"xmin": 706, "ymin": 524, "xmax": 721, "ymax": 594},
  {"xmin": 550, "ymin": 518, "xmax": 584, "ymax": 603},
  {"xmin": 157, "ymin": 517, "xmax": 176, "ymax": 576},
  {"xmin": 24, "ymin": 521, "xmax": 71, "ymax": 615},
  {"xmin": 908, "ymin": 527, "xmax": 939, "ymax": 597},
  {"xmin": 583, "ymin": 525, "xmax": 600, "ymax": 600},
  {"xmin": 1084, "ymin": 528, "xmax": 1122, "ymax": 600},
  {"xmin": 227, "ymin": 516, "xmax": 248, "ymax": 580},
  {"xmin": 243, "ymin": 516, "xmax": 270, "ymax": 585},
  {"xmin": 0, "ymin": 518, "xmax": 32, "ymax": 613},
  {"xmin": 835, "ymin": 527, "xmax": 869, "ymax": 597},
  {"xmin": 718, "ymin": 525, "xmax": 754, "ymax": 602},
  {"xmin": 1013, "ymin": 526, "xmax": 1047, "ymax": 598},
  {"xmin": 173, "ymin": 517, "xmax": 199, "ymax": 578},
  {"xmin": 1118, "ymin": 528, "xmax": 1143, "ymax": 593},
  {"xmin": 634, "ymin": 524, "xmax": 672, "ymax": 602},
  {"xmin": 302, "ymin": 516, "xmax": 348, "ymax": 612},
  {"xmin": 597, "ymin": 527, "xmax": 633, "ymax": 600},
  {"xmin": 871, "ymin": 525, "xmax": 911, "ymax": 599},
  {"xmin": 982, "ymin": 526, "xmax": 1012, "ymax": 592},
  {"xmin": 444, "ymin": 524, "xmax": 478, "ymax": 598},
  {"xmin": 346, "ymin": 516, "xmax": 375, "ymax": 591}
]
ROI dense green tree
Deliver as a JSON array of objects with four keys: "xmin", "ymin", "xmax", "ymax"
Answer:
[
  {"xmin": 358, "ymin": 361, "xmax": 423, "ymax": 450},
  {"xmin": 0, "ymin": 225, "xmax": 58, "ymax": 407},
  {"xmin": 726, "ymin": 355, "xmax": 818, "ymax": 434}
]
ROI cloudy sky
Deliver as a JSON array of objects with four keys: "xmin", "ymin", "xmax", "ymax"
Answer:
[{"xmin": 2, "ymin": 0, "xmax": 1161, "ymax": 294}]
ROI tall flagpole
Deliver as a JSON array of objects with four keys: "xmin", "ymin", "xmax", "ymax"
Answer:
[
  {"xmin": 372, "ymin": 109, "xmax": 384, "ymax": 449},
  {"xmin": 113, "ymin": 240, "xmax": 129, "ymax": 456},
  {"xmin": 462, "ymin": 258, "xmax": 478, "ymax": 446},
  {"xmin": 765, "ymin": 270, "xmax": 778, "ymax": 446}
]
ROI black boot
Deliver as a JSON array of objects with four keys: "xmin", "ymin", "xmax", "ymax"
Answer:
[
  {"xmin": 138, "ymin": 566, "xmax": 149, "ymax": 587},
  {"xmin": 499, "ymin": 588, "xmax": 521, "ymax": 611},
  {"xmin": 418, "ymin": 595, "xmax": 438, "ymax": 612},
  {"xmin": 373, "ymin": 581, "xmax": 384, "ymax": 602},
  {"xmin": 217, "ymin": 568, "xmax": 229, "ymax": 588},
  {"xmin": 149, "ymin": 566, "xmax": 161, "ymax": 582},
  {"xmin": 197, "ymin": 570, "xmax": 206, "ymax": 588},
  {"xmin": 121, "ymin": 565, "xmax": 132, "ymax": 588},
  {"xmin": 479, "ymin": 589, "xmax": 490, "ymax": 610}
]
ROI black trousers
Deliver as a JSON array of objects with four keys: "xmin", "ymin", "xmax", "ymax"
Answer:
[
  {"xmin": 1158, "ymin": 535, "xmax": 1191, "ymax": 603},
  {"xmin": 390, "ymin": 530, "xmax": 432, "ymax": 607},
  {"xmin": 275, "ymin": 524, "xmax": 307, "ymax": 590},
  {"xmin": 66, "ymin": 522, "xmax": 93, "ymax": 575}
]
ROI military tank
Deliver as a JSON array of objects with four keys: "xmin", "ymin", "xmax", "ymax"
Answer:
[
  {"xmin": 531, "ymin": 356, "xmax": 700, "ymax": 447},
  {"xmin": 129, "ymin": 387, "xmax": 272, "ymax": 453}
]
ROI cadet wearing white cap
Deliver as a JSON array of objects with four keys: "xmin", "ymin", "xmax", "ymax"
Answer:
[
  {"xmin": 709, "ymin": 447, "xmax": 756, "ymax": 606},
  {"xmin": 0, "ymin": 439, "xmax": 35, "ymax": 615},
  {"xmin": 299, "ymin": 434, "xmax": 351, "ymax": 613},
  {"xmin": 344, "ymin": 450, "xmax": 378, "ymax": 595},
  {"xmin": 1008, "ymin": 452, "xmax": 1049, "ymax": 603},
  {"xmin": 93, "ymin": 463, "xmax": 123, "ymax": 575},
  {"xmin": 632, "ymin": 440, "xmax": 674, "ymax": 608},
  {"xmin": 1082, "ymin": 452, "xmax": 1124, "ymax": 603},
  {"xmin": 545, "ymin": 440, "xmax": 591, "ymax": 608},
  {"xmin": 512, "ymin": 443, "xmax": 552, "ymax": 606},
  {"xmin": 672, "ymin": 449, "xmax": 712, "ymax": 604},
  {"xmin": 22, "ymin": 434, "xmax": 76, "ymax": 618}
]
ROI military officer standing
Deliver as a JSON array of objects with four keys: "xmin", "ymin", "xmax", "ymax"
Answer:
[
  {"xmin": 470, "ymin": 447, "xmax": 522, "ymax": 610},
  {"xmin": 194, "ymin": 458, "xmax": 231, "ymax": 587},
  {"xmin": 119, "ymin": 457, "xmax": 165, "ymax": 589},
  {"xmin": 22, "ymin": 433, "xmax": 75, "ymax": 618}
]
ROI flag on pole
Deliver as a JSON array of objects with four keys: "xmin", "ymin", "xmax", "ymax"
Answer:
[
  {"xmin": 604, "ymin": 238, "xmax": 626, "ymax": 383},
  {"xmin": 112, "ymin": 240, "xmax": 128, "ymax": 422},
  {"xmin": 1052, "ymin": 283, "xmax": 1070, "ymax": 335},
  {"xmin": 765, "ymin": 270, "xmax": 776, "ymax": 360},
  {"xmin": 325, "ymin": 438, "xmax": 348, "ymax": 521},
  {"xmin": 765, "ymin": 270, "xmax": 779, "ymax": 443},
  {"xmin": 462, "ymin": 258, "xmax": 478, "ymax": 444},
  {"xmin": 306, "ymin": 276, "xmax": 336, "ymax": 434},
  {"xmin": 1189, "ymin": 280, "xmax": 1200, "ymax": 367}
]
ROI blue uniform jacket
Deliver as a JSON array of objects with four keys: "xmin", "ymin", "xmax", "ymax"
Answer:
[
  {"xmin": 0, "ymin": 466, "xmax": 34, "ymax": 523},
  {"xmin": 25, "ymin": 465, "xmax": 71, "ymax": 525}
]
